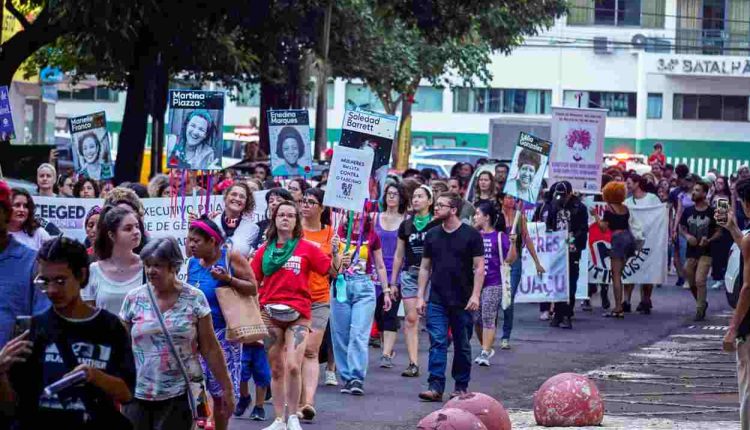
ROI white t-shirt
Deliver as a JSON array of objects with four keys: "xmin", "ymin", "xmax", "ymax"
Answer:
[
  {"xmin": 626, "ymin": 193, "xmax": 662, "ymax": 207},
  {"xmin": 82, "ymin": 262, "xmax": 144, "ymax": 315},
  {"xmin": 9, "ymin": 228, "xmax": 51, "ymax": 251}
]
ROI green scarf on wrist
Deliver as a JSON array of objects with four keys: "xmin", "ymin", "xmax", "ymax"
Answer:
[
  {"xmin": 413, "ymin": 213, "xmax": 432, "ymax": 231},
  {"xmin": 262, "ymin": 238, "xmax": 300, "ymax": 276}
]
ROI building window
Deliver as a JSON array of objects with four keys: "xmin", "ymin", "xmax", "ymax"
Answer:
[
  {"xmin": 563, "ymin": 91, "xmax": 637, "ymax": 117},
  {"xmin": 412, "ymin": 87, "xmax": 443, "ymax": 112},
  {"xmin": 57, "ymin": 85, "xmax": 119, "ymax": 102},
  {"xmin": 453, "ymin": 88, "xmax": 551, "ymax": 114},
  {"xmin": 568, "ymin": 0, "xmax": 664, "ymax": 28},
  {"xmin": 647, "ymin": 93, "xmax": 662, "ymax": 119},
  {"xmin": 236, "ymin": 83, "xmax": 260, "ymax": 107},
  {"xmin": 673, "ymin": 94, "xmax": 749, "ymax": 121}
]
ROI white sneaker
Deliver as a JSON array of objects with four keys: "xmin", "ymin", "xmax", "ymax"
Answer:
[
  {"xmin": 475, "ymin": 350, "xmax": 492, "ymax": 367},
  {"xmin": 500, "ymin": 339, "xmax": 510, "ymax": 350},
  {"xmin": 287, "ymin": 415, "xmax": 303, "ymax": 430},
  {"xmin": 711, "ymin": 280, "xmax": 724, "ymax": 290},
  {"xmin": 262, "ymin": 418, "xmax": 287, "ymax": 430},
  {"xmin": 539, "ymin": 311, "xmax": 550, "ymax": 321},
  {"xmin": 324, "ymin": 370, "xmax": 338, "ymax": 386}
]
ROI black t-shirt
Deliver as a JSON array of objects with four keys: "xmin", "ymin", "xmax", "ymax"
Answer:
[
  {"xmin": 603, "ymin": 207, "xmax": 629, "ymax": 231},
  {"xmin": 10, "ymin": 308, "xmax": 135, "ymax": 429},
  {"xmin": 679, "ymin": 205, "xmax": 716, "ymax": 259},
  {"xmin": 253, "ymin": 218, "xmax": 271, "ymax": 250},
  {"xmin": 423, "ymin": 223, "xmax": 484, "ymax": 307},
  {"xmin": 398, "ymin": 218, "xmax": 441, "ymax": 269}
]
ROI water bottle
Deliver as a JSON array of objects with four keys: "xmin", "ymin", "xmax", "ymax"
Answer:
[
  {"xmin": 43, "ymin": 370, "xmax": 87, "ymax": 396},
  {"xmin": 335, "ymin": 274, "xmax": 348, "ymax": 303}
]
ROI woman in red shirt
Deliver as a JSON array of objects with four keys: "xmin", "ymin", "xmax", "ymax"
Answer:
[{"xmin": 251, "ymin": 201, "xmax": 331, "ymax": 430}]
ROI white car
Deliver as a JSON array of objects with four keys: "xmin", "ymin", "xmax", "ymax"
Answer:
[{"xmin": 603, "ymin": 153, "xmax": 651, "ymax": 175}]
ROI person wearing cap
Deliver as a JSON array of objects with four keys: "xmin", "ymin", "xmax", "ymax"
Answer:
[
  {"xmin": 0, "ymin": 181, "xmax": 49, "ymax": 349},
  {"xmin": 545, "ymin": 181, "xmax": 588, "ymax": 329},
  {"xmin": 186, "ymin": 216, "xmax": 256, "ymax": 430}
]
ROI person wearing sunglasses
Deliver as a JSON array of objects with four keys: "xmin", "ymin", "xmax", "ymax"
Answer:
[{"xmin": 0, "ymin": 236, "xmax": 135, "ymax": 429}]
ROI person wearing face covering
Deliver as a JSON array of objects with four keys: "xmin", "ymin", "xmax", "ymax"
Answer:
[{"xmin": 544, "ymin": 181, "xmax": 588, "ymax": 329}]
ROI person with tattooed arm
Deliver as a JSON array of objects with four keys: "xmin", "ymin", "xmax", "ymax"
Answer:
[{"xmin": 251, "ymin": 201, "xmax": 332, "ymax": 430}]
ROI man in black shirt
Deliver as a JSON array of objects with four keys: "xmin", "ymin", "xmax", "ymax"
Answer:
[
  {"xmin": 416, "ymin": 192, "xmax": 484, "ymax": 402},
  {"xmin": 679, "ymin": 180, "xmax": 720, "ymax": 321},
  {"xmin": 720, "ymin": 177, "xmax": 750, "ymax": 428},
  {"xmin": 0, "ymin": 236, "xmax": 134, "ymax": 429},
  {"xmin": 545, "ymin": 181, "xmax": 588, "ymax": 329}
]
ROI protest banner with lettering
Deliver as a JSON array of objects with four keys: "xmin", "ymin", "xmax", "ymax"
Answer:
[
  {"xmin": 503, "ymin": 132, "xmax": 552, "ymax": 204},
  {"xmin": 339, "ymin": 109, "xmax": 398, "ymax": 200},
  {"xmin": 166, "ymin": 90, "xmax": 224, "ymax": 170},
  {"xmin": 68, "ymin": 112, "xmax": 114, "ymax": 180},
  {"xmin": 323, "ymin": 146, "xmax": 374, "ymax": 212},
  {"xmin": 587, "ymin": 202, "xmax": 668, "ymax": 285},
  {"xmin": 549, "ymin": 107, "xmax": 607, "ymax": 193},
  {"xmin": 515, "ymin": 224, "xmax": 569, "ymax": 303},
  {"xmin": 268, "ymin": 110, "xmax": 311, "ymax": 177},
  {"xmin": 0, "ymin": 86, "xmax": 15, "ymax": 141}
]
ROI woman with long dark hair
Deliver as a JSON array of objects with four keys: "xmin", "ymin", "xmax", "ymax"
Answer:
[
  {"xmin": 168, "ymin": 110, "xmax": 219, "ymax": 170},
  {"xmin": 473, "ymin": 171, "xmax": 496, "ymax": 208},
  {"xmin": 73, "ymin": 177, "xmax": 100, "ymax": 198},
  {"xmin": 250, "ymin": 201, "xmax": 331, "ymax": 430},
  {"xmin": 8, "ymin": 188, "xmax": 51, "ymax": 250}
]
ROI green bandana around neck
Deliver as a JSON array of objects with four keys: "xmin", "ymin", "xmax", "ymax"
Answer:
[
  {"xmin": 413, "ymin": 213, "xmax": 432, "ymax": 231},
  {"xmin": 262, "ymin": 238, "xmax": 300, "ymax": 276}
]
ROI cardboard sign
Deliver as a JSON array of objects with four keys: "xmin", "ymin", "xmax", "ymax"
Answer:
[
  {"xmin": 68, "ymin": 112, "xmax": 114, "ymax": 180},
  {"xmin": 339, "ymin": 109, "xmax": 398, "ymax": 200},
  {"xmin": 549, "ymin": 107, "xmax": 607, "ymax": 193},
  {"xmin": 323, "ymin": 146, "xmax": 374, "ymax": 212},
  {"xmin": 166, "ymin": 90, "xmax": 224, "ymax": 170},
  {"xmin": 503, "ymin": 132, "xmax": 552, "ymax": 204},
  {"xmin": 268, "ymin": 109, "xmax": 312, "ymax": 177}
]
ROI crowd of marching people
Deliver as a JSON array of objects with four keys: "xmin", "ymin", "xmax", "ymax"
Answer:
[{"xmin": 1, "ymin": 140, "xmax": 749, "ymax": 430}]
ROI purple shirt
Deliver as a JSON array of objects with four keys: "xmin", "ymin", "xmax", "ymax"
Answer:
[
  {"xmin": 481, "ymin": 231, "xmax": 511, "ymax": 287},
  {"xmin": 374, "ymin": 213, "xmax": 399, "ymax": 295}
]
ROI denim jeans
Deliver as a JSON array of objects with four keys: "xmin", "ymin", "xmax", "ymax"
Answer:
[
  {"xmin": 330, "ymin": 274, "xmax": 376, "ymax": 383},
  {"xmin": 426, "ymin": 302, "xmax": 473, "ymax": 393},
  {"xmin": 501, "ymin": 258, "xmax": 522, "ymax": 340}
]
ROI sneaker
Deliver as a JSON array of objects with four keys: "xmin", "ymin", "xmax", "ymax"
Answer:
[
  {"xmin": 539, "ymin": 311, "xmax": 550, "ymax": 321},
  {"xmin": 380, "ymin": 354, "xmax": 394, "ymax": 368},
  {"xmin": 581, "ymin": 300, "xmax": 592, "ymax": 312},
  {"xmin": 475, "ymin": 350, "xmax": 491, "ymax": 367},
  {"xmin": 676, "ymin": 277, "xmax": 685, "ymax": 287},
  {"xmin": 695, "ymin": 302, "xmax": 708, "ymax": 321},
  {"xmin": 500, "ymin": 339, "xmax": 510, "ymax": 350},
  {"xmin": 401, "ymin": 363, "xmax": 420, "ymax": 377},
  {"xmin": 234, "ymin": 395, "xmax": 252, "ymax": 417},
  {"xmin": 622, "ymin": 302, "xmax": 632, "ymax": 313},
  {"xmin": 418, "ymin": 389, "xmax": 443, "ymax": 402},
  {"xmin": 350, "ymin": 380, "xmax": 364, "ymax": 396},
  {"xmin": 450, "ymin": 389, "xmax": 468, "ymax": 398},
  {"xmin": 261, "ymin": 418, "xmax": 286, "ymax": 430},
  {"xmin": 560, "ymin": 316, "xmax": 573, "ymax": 329},
  {"xmin": 711, "ymin": 280, "xmax": 724, "ymax": 290},
  {"xmin": 325, "ymin": 370, "xmax": 338, "ymax": 386},
  {"xmin": 300, "ymin": 404, "xmax": 316, "ymax": 421},
  {"xmin": 550, "ymin": 316, "xmax": 562, "ymax": 328},
  {"xmin": 287, "ymin": 415, "xmax": 303, "ymax": 430},
  {"xmin": 340, "ymin": 380, "xmax": 352, "ymax": 394},
  {"xmin": 250, "ymin": 406, "xmax": 266, "ymax": 421}
]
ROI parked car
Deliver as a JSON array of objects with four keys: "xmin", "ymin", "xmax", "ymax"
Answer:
[
  {"xmin": 409, "ymin": 158, "xmax": 454, "ymax": 178},
  {"xmin": 411, "ymin": 147, "xmax": 488, "ymax": 166}
]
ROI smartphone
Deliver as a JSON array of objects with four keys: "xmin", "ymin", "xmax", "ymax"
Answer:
[
  {"xmin": 717, "ymin": 198, "xmax": 730, "ymax": 223},
  {"xmin": 14, "ymin": 315, "xmax": 32, "ymax": 338}
]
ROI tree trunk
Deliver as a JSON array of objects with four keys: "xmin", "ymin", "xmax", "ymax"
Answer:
[
  {"xmin": 148, "ymin": 52, "xmax": 168, "ymax": 179},
  {"xmin": 259, "ymin": 47, "xmax": 304, "ymax": 157},
  {"xmin": 115, "ymin": 36, "xmax": 156, "ymax": 184},
  {"xmin": 313, "ymin": 0, "xmax": 332, "ymax": 160}
]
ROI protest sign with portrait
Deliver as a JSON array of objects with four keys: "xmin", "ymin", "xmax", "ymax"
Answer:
[
  {"xmin": 268, "ymin": 109, "xmax": 312, "ymax": 177},
  {"xmin": 323, "ymin": 146, "xmax": 374, "ymax": 212},
  {"xmin": 503, "ymin": 132, "xmax": 551, "ymax": 204},
  {"xmin": 68, "ymin": 112, "xmax": 114, "ymax": 180},
  {"xmin": 0, "ymin": 86, "xmax": 15, "ymax": 142},
  {"xmin": 549, "ymin": 106, "xmax": 607, "ymax": 193},
  {"xmin": 166, "ymin": 90, "xmax": 224, "ymax": 170},
  {"xmin": 339, "ymin": 109, "xmax": 398, "ymax": 200}
]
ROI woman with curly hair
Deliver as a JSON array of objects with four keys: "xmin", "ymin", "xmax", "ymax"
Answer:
[
  {"xmin": 591, "ymin": 181, "xmax": 633, "ymax": 318},
  {"xmin": 272, "ymin": 126, "xmax": 307, "ymax": 177},
  {"xmin": 505, "ymin": 148, "xmax": 541, "ymax": 203},
  {"xmin": 73, "ymin": 177, "xmax": 100, "ymax": 198}
]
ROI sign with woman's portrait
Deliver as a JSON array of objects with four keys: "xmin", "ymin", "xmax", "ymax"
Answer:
[
  {"xmin": 503, "ymin": 132, "xmax": 551, "ymax": 204},
  {"xmin": 166, "ymin": 90, "xmax": 224, "ymax": 171},
  {"xmin": 0, "ymin": 86, "xmax": 15, "ymax": 142},
  {"xmin": 267, "ymin": 109, "xmax": 311, "ymax": 177},
  {"xmin": 549, "ymin": 106, "xmax": 607, "ymax": 193},
  {"xmin": 68, "ymin": 111, "xmax": 114, "ymax": 180}
]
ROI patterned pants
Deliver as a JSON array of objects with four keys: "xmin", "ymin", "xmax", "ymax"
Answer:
[{"xmin": 200, "ymin": 328, "xmax": 241, "ymax": 399}]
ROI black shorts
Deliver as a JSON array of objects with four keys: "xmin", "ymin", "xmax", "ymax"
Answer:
[{"xmin": 375, "ymin": 292, "xmax": 401, "ymax": 332}]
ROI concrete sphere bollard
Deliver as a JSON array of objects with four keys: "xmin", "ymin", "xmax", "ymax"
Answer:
[
  {"xmin": 444, "ymin": 392, "xmax": 512, "ymax": 430},
  {"xmin": 533, "ymin": 373, "xmax": 604, "ymax": 427},
  {"xmin": 417, "ymin": 407, "xmax": 489, "ymax": 430}
]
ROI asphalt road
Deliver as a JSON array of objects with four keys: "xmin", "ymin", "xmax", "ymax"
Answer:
[{"xmin": 232, "ymin": 281, "xmax": 738, "ymax": 429}]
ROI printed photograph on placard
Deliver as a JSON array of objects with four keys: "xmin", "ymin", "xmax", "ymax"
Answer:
[
  {"xmin": 503, "ymin": 132, "xmax": 551, "ymax": 204},
  {"xmin": 0, "ymin": 86, "xmax": 15, "ymax": 141},
  {"xmin": 268, "ymin": 110, "xmax": 312, "ymax": 177},
  {"xmin": 166, "ymin": 90, "xmax": 224, "ymax": 170},
  {"xmin": 68, "ymin": 112, "xmax": 114, "ymax": 180}
]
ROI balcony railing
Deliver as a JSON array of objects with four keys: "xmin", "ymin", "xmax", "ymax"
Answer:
[{"xmin": 676, "ymin": 28, "xmax": 750, "ymax": 56}]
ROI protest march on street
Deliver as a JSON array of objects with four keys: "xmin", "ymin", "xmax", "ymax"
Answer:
[{"xmin": 2, "ymin": 1, "xmax": 750, "ymax": 430}]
